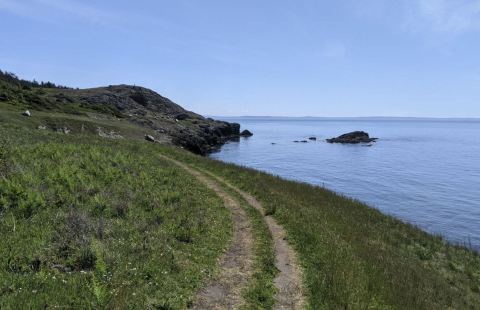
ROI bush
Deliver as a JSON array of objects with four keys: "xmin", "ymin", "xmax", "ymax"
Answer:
[
  {"xmin": 52, "ymin": 209, "xmax": 96, "ymax": 270},
  {"xmin": 0, "ymin": 139, "xmax": 10, "ymax": 178}
]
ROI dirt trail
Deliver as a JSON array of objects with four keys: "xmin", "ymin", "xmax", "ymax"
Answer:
[
  {"xmin": 200, "ymin": 169, "xmax": 306, "ymax": 310},
  {"xmin": 158, "ymin": 155, "xmax": 254, "ymax": 309}
]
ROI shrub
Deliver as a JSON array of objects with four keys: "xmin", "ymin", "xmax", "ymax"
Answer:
[
  {"xmin": 52, "ymin": 208, "xmax": 96, "ymax": 270},
  {"xmin": 0, "ymin": 139, "xmax": 10, "ymax": 178}
]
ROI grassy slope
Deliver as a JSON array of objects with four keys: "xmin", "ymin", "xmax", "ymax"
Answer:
[
  {"xmin": 0, "ymin": 101, "xmax": 158, "ymax": 141},
  {"xmin": 161, "ymin": 147, "xmax": 480, "ymax": 309},
  {"xmin": 0, "ymin": 106, "xmax": 278, "ymax": 308},
  {"xmin": 2, "ymin": 103, "xmax": 480, "ymax": 309},
  {"xmin": 0, "ymin": 126, "xmax": 232, "ymax": 309},
  {"xmin": 0, "ymin": 76, "xmax": 126, "ymax": 118}
]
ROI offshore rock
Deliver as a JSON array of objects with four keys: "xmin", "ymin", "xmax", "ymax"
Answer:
[{"xmin": 327, "ymin": 131, "xmax": 378, "ymax": 144}]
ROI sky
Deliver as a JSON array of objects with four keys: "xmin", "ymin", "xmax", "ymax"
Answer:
[{"xmin": 1, "ymin": 0, "xmax": 479, "ymax": 117}]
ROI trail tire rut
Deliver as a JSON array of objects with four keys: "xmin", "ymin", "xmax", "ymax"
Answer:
[
  {"xmin": 159, "ymin": 155, "xmax": 254, "ymax": 309},
  {"xmin": 200, "ymin": 169, "xmax": 306, "ymax": 310}
]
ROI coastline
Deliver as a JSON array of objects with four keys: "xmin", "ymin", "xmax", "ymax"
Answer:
[
  {"xmin": 165, "ymin": 145, "xmax": 480, "ymax": 308},
  {"xmin": 209, "ymin": 117, "xmax": 480, "ymax": 251},
  {"xmin": 210, "ymin": 156, "xmax": 480, "ymax": 252},
  {"xmin": 1, "ymin": 72, "xmax": 479, "ymax": 307},
  {"xmin": 1, "ymin": 123, "xmax": 479, "ymax": 308}
]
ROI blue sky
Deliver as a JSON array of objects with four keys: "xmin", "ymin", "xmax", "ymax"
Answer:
[{"xmin": 1, "ymin": 0, "xmax": 479, "ymax": 117}]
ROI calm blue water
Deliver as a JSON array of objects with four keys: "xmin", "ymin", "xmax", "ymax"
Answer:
[{"xmin": 211, "ymin": 117, "xmax": 480, "ymax": 250}]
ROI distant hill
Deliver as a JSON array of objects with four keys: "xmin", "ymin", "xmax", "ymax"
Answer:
[{"xmin": 0, "ymin": 70, "xmax": 241, "ymax": 154}]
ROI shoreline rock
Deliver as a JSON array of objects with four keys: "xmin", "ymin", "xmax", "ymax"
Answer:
[{"xmin": 240, "ymin": 129, "xmax": 253, "ymax": 137}]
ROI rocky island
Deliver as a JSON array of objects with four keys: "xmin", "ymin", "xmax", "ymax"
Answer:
[{"xmin": 326, "ymin": 131, "xmax": 378, "ymax": 144}]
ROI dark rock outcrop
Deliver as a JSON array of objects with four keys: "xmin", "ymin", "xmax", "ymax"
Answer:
[
  {"xmin": 308, "ymin": 137, "xmax": 317, "ymax": 141},
  {"xmin": 327, "ymin": 131, "xmax": 378, "ymax": 144},
  {"xmin": 172, "ymin": 121, "xmax": 241, "ymax": 154},
  {"xmin": 175, "ymin": 113, "xmax": 190, "ymax": 121},
  {"xmin": 240, "ymin": 130, "xmax": 253, "ymax": 137}
]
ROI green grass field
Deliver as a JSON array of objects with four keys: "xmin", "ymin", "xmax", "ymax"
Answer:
[
  {"xmin": 1, "ymin": 104, "xmax": 480, "ymax": 309},
  {"xmin": 0, "ymin": 126, "xmax": 232, "ymax": 308}
]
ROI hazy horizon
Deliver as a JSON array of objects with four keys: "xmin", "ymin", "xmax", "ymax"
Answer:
[
  {"xmin": 212, "ymin": 115, "xmax": 480, "ymax": 120},
  {"xmin": 1, "ymin": 0, "xmax": 480, "ymax": 118}
]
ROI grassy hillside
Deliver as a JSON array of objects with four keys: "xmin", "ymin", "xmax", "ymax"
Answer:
[
  {"xmin": 0, "ymin": 70, "xmax": 242, "ymax": 154},
  {"xmin": 0, "ymin": 126, "xmax": 232, "ymax": 308},
  {"xmin": 1, "ymin": 75, "xmax": 480, "ymax": 308}
]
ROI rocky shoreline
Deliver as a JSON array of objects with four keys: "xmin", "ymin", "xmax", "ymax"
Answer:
[
  {"xmin": 68, "ymin": 85, "xmax": 247, "ymax": 155},
  {"xmin": 171, "ymin": 120, "xmax": 243, "ymax": 154}
]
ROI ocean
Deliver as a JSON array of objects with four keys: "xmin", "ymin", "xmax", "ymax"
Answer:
[{"xmin": 210, "ymin": 117, "xmax": 480, "ymax": 250}]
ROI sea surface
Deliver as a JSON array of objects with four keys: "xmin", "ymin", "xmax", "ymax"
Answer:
[{"xmin": 210, "ymin": 117, "xmax": 480, "ymax": 250}]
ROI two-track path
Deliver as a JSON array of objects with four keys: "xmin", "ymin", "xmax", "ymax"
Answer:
[
  {"xmin": 200, "ymin": 169, "xmax": 305, "ymax": 310},
  {"xmin": 159, "ymin": 154, "xmax": 305, "ymax": 309}
]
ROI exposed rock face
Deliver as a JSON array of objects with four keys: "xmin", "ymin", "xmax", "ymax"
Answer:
[
  {"xmin": 61, "ymin": 85, "xmax": 242, "ymax": 154},
  {"xmin": 240, "ymin": 130, "xmax": 253, "ymax": 137},
  {"xmin": 171, "ymin": 121, "xmax": 241, "ymax": 154},
  {"xmin": 175, "ymin": 113, "xmax": 189, "ymax": 121},
  {"xmin": 326, "ymin": 131, "xmax": 378, "ymax": 144},
  {"xmin": 97, "ymin": 127, "xmax": 123, "ymax": 139},
  {"xmin": 308, "ymin": 137, "xmax": 317, "ymax": 141}
]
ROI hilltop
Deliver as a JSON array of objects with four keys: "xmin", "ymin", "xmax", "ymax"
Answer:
[{"xmin": 0, "ymin": 70, "xmax": 241, "ymax": 154}]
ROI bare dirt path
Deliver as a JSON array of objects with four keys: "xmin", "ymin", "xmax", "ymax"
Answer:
[
  {"xmin": 199, "ymin": 169, "xmax": 306, "ymax": 310},
  {"xmin": 158, "ymin": 155, "xmax": 254, "ymax": 309}
]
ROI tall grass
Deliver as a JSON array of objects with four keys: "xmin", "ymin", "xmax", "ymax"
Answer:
[{"xmin": 0, "ymin": 127, "xmax": 231, "ymax": 308}]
